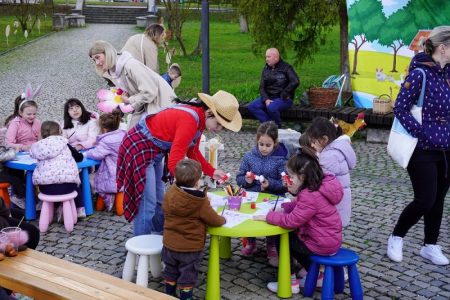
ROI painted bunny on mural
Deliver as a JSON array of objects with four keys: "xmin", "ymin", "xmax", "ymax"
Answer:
[{"xmin": 376, "ymin": 68, "xmax": 387, "ymax": 82}]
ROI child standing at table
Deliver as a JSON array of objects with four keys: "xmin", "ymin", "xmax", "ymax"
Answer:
[
  {"xmin": 254, "ymin": 151, "xmax": 343, "ymax": 294},
  {"xmin": 30, "ymin": 121, "xmax": 84, "ymax": 221},
  {"xmin": 236, "ymin": 121, "xmax": 288, "ymax": 266},
  {"xmin": 305, "ymin": 117, "xmax": 356, "ymax": 227},
  {"xmin": 62, "ymin": 98, "xmax": 99, "ymax": 151},
  {"xmin": 162, "ymin": 159, "xmax": 226, "ymax": 300},
  {"xmin": 85, "ymin": 111, "xmax": 126, "ymax": 212}
]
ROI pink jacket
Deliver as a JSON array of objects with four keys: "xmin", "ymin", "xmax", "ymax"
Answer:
[
  {"xmin": 5, "ymin": 117, "xmax": 41, "ymax": 148},
  {"xmin": 266, "ymin": 174, "xmax": 343, "ymax": 256},
  {"xmin": 30, "ymin": 136, "xmax": 80, "ymax": 186}
]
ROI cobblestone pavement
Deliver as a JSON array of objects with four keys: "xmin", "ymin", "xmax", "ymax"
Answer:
[{"xmin": 1, "ymin": 24, "xmax": 449, "ymax": 299}]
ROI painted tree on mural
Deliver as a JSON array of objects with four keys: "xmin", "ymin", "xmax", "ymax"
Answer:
[{"xmin": 348, "ymin": 0, "xmax": 385, "ymax": 75}]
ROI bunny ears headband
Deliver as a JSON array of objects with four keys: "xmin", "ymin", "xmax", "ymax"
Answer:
[{"xmin": 19, "ymin": 83, "xmax": 42, "ymax": 110}]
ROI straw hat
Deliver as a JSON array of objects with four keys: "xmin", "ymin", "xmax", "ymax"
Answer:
[{"xmin": 198, "ymin": 90, "xmax": 242, "ymax": 132}]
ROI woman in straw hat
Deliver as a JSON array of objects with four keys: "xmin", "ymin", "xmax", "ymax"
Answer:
[
  {"xmin": 89, "ymin": 40, "xmax": 176, "ymax": 129},
  {"xmin": 117, "ymin": 90, "xmax": 242, "ymax": 236}
]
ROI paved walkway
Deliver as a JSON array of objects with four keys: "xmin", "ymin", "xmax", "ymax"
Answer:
[{"xmin": 0, "ymin": 24, "xmax": 449, "ymax": 299}]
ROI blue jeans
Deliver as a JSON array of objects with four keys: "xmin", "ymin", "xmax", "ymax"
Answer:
[
  {"xmin": 133, "ymin": 154, "xmax": 165, "ymax": 236},
  {"xmin": 247, "ymin": 96, "xmax": 293, "ymax": 127}
]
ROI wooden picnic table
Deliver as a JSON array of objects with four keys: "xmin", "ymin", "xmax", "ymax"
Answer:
[{"xmin": 0, "ymin": 249, "xmax": 175, "ymax": 300}]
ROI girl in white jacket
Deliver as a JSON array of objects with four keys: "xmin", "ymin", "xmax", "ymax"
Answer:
[{"xmin": 62, "ymin": 98, "xmax": 99, "ymax": 151}]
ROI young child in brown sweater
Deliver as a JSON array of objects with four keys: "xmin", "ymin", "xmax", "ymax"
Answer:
[{"xmin": 162, "ymin": 158, "xmax": 226, "ymax": 300}]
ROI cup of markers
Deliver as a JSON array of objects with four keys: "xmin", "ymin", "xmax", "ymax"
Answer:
[{"xmin": 223, "ymin": 184, "xmax": 245, "ymax": 211}]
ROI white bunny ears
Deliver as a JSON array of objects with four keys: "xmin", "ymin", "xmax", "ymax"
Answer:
[{"xmin": 19, "ymin": 83, "xmax": 42, "ymax": 110}]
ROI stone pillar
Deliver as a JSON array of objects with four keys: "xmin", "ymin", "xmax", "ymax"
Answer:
[
  {"xmin": 52, "ymin": 13, "xmax": 67, "ymax": 31},
  {"xmin": 146, "ymin": 14, "xmax": 159, "ymax": 27}
]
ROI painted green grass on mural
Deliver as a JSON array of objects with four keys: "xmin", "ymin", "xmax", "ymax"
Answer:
[
  {"xmin": 0, "ymin": 16, "xmax": 53, "ymax": 53},
  {"xmin": 160, "ymin": 21, "xmax": 340, "ymax": 101},
  {"xmin": 349, "ymin": 50, "xmax": 411, "ymax": 100}
]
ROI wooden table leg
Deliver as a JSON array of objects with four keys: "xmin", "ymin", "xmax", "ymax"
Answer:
[
  {"xmin": 25, "ymin": 170, "xmax": 36, "ymax": 221},
  {"xmin": 219, "ymin": 236, "xmax": 231, "ymax": 259},
  {"xmin": 206, "ymin": 235, "xmax": 220, "ymax": 300},
  {"xmin": 277, "ymin": 232, "xmax": 292, "ymax": 298},
  {"xmin": 81, "ymin": 167, "xmax": 93, "ymax": 216}
]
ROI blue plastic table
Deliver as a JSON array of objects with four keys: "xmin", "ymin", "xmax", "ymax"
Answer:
[
  {"xmin": 5, "ymin": 152, "xmax": 100, "ymax": 220},
  {"xmin": 206, "ymin": 192, "xmax": 292, "ymax": 299}
]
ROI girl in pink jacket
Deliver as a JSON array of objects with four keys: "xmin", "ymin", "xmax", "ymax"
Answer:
[
  {"xmin": 254, "ymin": 150, "xmax": 343, "ymax": 294},
  {"xmin": 5, "ymin": 95, "xmax": 41, "ymax": 151}
]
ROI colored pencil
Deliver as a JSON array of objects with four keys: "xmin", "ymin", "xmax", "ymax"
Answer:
[
  {"xmin": 273, "ymin": 196, "xmax": 280, "ymax": 211},
  {"xmin": 221, "ymin": 201, "xmax": 228, "ymax": 216}
]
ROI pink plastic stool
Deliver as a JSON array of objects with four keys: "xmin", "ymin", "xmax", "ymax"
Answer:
[{"xmin": 38, "ymin": 191, "xmax": 78, "ymax": 233}]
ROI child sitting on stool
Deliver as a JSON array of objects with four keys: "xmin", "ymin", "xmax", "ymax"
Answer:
[{"xmin": 162, "ymin": 159, "xmax": 226, "ymax": 299}]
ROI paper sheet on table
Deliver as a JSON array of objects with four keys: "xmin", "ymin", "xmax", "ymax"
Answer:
[
  {"xmin": 13, "ymin": 154, "xmax": 36, "ymax": 164},
  {"xmin": 222, "ymin": 210, "xmax": 251, "ymax": 228},
  {"xmin": 253, "ymin": 198, "xmax": 292, "ymax": 216},
  {"xmin": 207, "ymin": 192, "xmax": 227, "ymax": 208},
  {"xmin": 242, "ymin": 191, "xmax": 259, "ymax": 203}
]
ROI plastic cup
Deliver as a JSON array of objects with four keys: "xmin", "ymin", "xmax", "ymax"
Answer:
[
  {"xmin": 1, "ymin": 227, "xmax": 21, "ymax": 252},
  {"xmin": 0, "ymin": 233, "xmax": 8, "ymax": 254},
  {"xmin": 227, "ymin": 196, "xmax": 242, "ymax": 211}
]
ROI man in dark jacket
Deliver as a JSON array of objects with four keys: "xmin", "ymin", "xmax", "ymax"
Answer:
[{"xmin": 248, "ymin": 48, "xmax": 300, "ymax": 127}]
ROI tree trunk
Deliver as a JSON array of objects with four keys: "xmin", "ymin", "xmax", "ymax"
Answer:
[
  {"xmin": 239, "ymin": 15, "xmax": 248, "ymax": 33},
  {"xmin": 338, "ymin": 0, "xmax": 350, "ymax": 92},
  {"xmin": 352, "ymin": 46, "xmax": 359, "ymax": 75},
  {"xmin": 191, "ymin": 30, "xmax": 202, "ymax": 56},
  {"xmin": 176, "ymin": 34, "xmax": 187, "ymax": 56}
]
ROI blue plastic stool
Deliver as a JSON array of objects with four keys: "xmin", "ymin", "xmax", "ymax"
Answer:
[{"xmin": 303, "ymin": 248, "xmax": 363, "ymax": 300}]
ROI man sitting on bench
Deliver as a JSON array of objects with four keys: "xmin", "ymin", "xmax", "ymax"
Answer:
[{"xmin": 247, "ymin": 48, "xmax": 299, "ymax": 128}]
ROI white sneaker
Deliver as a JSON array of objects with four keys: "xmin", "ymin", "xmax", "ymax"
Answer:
[
  {"xmin": 267, "ymin": 280, "xmax": 300, "ymax": 294},
  {"xmin": 10, "ymin": 195, "xmax": 25, "ymax": 209},
  {"xmin": 420, "ymin": 244, "xmax": 449, "ymax": 265},
  {"xmin": 387, "ymin": 235, "xmax": 403, "ymax": 262},
  {"xmin": 77, "ymin": 207, "xmax": 86, "ymax": 219},
  {"xmin": 299, "ymin": 271, "xmax": 324, "ymax": 288}
]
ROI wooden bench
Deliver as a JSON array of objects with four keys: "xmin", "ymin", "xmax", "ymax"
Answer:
[
  {"xmin": 239, "ymin": 103, "xmax": 394, "ymax": 129},
  {"xmin": 0, "ymin": 249, "xmax": 175, "ymax": 300}
]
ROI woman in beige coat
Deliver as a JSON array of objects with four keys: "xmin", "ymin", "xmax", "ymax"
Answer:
[
  {"xmin": 89, "ymin": 40, "xmax": 176, "ymax": 128},
  {"xmin": 121, "ymin": 23, "xmax": 164, "ymax": 73}
]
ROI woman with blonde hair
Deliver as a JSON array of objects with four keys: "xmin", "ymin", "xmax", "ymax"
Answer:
[
  {"xmin": 89, "ymin": 40, "xmax": 176, "ymax": 128},
  {"xmin": 121, "ymin": 23, "xmax": 165, "ymax": 73}
]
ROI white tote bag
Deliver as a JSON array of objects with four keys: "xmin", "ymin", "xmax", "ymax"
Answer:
[{"xmin": 387, "ymin": 68, "xmax": 426, "ymax": 169}]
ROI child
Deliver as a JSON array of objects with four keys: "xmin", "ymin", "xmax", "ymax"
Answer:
[
  {"xmin": 236, "ymin": 121, "xmax": 287, "ymax": 266},
  {"xmin": 162, "ymin": 159, "xmax": 226, "ymax": 299},
  {"xmin": 62, "ymin": 98, "xmax": 99, "ymax": 151},
  {"xmin": 305, "ymin": 117, "xmax": 357, "ymax": 227},
  {"xmin": 30, "ymin": 121, "xmax": 84, "ymax": 221},
  {"xmin": 0, "ymin": 145, "xmax": 26, "ymax": 209},
  {"xmin": 162, "ymin": 63, "xmax": 182, "ymax": 88},
  {"xmin": 85, "ymin": 111, "xmax": 126, "ymax": 211},
  {"xmin": 254, "ymin": 151, "xmax": 344, "ymax": 294},
  {"xmin": 5, "ymin": 94, "xmax": 41, "ymax": 152}
]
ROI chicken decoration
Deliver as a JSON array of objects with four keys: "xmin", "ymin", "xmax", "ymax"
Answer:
[
  {"xmin": 330, "ymin": 112, "xmax": 366, "ymax": 138},
  {"xmin": 96, "ymin": 88, "xmax": 134, "ymax": 113}
]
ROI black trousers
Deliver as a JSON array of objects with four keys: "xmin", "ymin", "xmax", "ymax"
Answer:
[
  {"xmin": 393, "ymin": 148, "xmax": 450, "ymax": 244},
  {"xmin": 275, "ymin": 232, "xmax": 313, "ymax": 272},
  {"xmin": 0, "ymin": 169, "xmax": 25, "ymax": 198}
]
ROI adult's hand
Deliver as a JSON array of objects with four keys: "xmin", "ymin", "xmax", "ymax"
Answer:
[
  {"xmin": 265, "ymin": 99, "xmax": 273, "ymax": 107},
  {"xmin": 121, "ymin": 93, "xmax": 130, "ymax": 104},
  {"xmin": 213, "ymin": 169, "xmax": 227, "ymax": 181}
]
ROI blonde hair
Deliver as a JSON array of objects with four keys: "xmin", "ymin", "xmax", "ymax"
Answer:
[
  {"xmin": 144, "ymin": 24, "xmax": 165, "ymax": 45},
  {"xmin": 88, "ymin": 40, "xmax": 117, "ymax": 76},
  {"xmin": 423, "ymin": 26, "xmax": 450, "ymax": 56}
]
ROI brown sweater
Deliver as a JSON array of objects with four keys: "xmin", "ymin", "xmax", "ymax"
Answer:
[{"xmin": 162, "ymin": 185, "xmax": 226, "ymax": 252}]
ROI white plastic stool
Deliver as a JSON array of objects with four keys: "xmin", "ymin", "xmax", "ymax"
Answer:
[{"xmin": 122, "ymin": 234, "xmax": 163, "ymax": 287}]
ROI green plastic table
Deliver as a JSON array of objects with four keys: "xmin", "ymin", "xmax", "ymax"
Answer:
[{"xmin": 206, "ymin": 192, "xmax": 292, "ymax": 299}]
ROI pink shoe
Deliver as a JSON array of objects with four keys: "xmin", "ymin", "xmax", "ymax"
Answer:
[
  {"xmin": 267, "ymin": 244, "xmax": 279, "ymax": 267},
  {"xmin": 241, "ymin": 240, "xmax": 257, "ymax": 256}
]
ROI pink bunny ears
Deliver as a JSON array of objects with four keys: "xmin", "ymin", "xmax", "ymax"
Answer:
[{"xmin": 19, "ymin": 83, "xmax": 42, "ymax": 110}]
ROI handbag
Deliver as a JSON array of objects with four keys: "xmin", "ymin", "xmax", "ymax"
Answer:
[{"xmin": 387, "ymin": 68, "xmax": 426, "ymax": 168}]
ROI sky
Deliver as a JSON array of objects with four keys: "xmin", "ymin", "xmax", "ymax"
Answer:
[{"xmin": 346, "ymin": 0, "xmax": 409, "ymax": 17}]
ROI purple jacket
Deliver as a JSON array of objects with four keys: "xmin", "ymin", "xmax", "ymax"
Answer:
[
  {"xmin": 394, "ymin": 52, "xmax": 450, "ymax": 150},
  {"xmin": 319, "ymin": 135, "xmax": 356, "ymax": 227},
  {"xmin": 85, "ymin": 129, "xmax": 126, "ymax": 194},
  {"xmin": 266, "ymin": 174, "xmax": 343, "ymax": 256}
]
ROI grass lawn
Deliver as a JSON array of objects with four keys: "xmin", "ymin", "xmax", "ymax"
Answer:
[
  {"xmin": 160, "ymin": 21, "xmax": 340, "ymax": 101},
  {"xmin": 0, "ymin": 16, "xmax": 53, "ymax": 53}
]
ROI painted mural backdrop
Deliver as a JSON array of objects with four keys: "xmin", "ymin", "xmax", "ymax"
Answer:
[{"xmin": 346, "ymin": 0, "xmax": 450, "ymax": 108}]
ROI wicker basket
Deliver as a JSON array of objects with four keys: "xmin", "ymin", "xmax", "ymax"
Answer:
[
  {"xmin": 308, "ymin": 88, "xmax": 339, "ymax": 108},
  {"xmin": 373, "ymin": 94, "xmax": 393, "ymax": 114}
]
